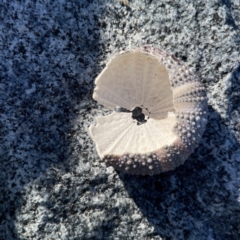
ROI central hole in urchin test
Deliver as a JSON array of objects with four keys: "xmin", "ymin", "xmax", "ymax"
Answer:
[{"xmin": 132, "ymin": 107, "xmax": 147, "ymax": 125}]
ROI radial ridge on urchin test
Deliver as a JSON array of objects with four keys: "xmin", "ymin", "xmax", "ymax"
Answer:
[{"xmin": 88, "ymin": 45, "xmax": 208, "ymax": 175}]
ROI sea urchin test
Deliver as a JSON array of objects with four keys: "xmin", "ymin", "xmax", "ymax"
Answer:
[{"xmin": 88, "ymin": 45, "xmax": 208, "ymax": 175}]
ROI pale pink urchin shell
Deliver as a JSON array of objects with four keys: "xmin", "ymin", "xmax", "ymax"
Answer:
[{"xmin": 88, "ymin": 45, "xmax": 208, "ymax": 175}]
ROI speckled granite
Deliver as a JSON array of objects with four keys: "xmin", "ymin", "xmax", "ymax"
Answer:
[{"xmin": 0, "ymin": 0, "xmax": 240, "ymax": 239}]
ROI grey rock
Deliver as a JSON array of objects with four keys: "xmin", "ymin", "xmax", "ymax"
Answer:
[{"xmin": 0, "ymin": 0, "xmax": 240, "ymax": 239}]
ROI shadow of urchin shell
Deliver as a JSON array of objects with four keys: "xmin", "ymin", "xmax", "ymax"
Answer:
[{"xmin": 88, "ymin": 45, "xmax": 208, "ymax": 175}]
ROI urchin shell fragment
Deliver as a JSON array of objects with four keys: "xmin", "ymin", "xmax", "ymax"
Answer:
[{"xmin": 88, "ymin": 45, "xmax": 208, "ymax": 175}]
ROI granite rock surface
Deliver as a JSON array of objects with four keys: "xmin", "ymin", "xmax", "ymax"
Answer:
[{"xmin": 0, "ymin": 0, "xmax": 240, "ymax": 239}]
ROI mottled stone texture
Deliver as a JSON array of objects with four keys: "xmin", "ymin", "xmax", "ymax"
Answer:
[{"xmin": 0, "ymin": 0, "xmax": 240, "ymax": 240}]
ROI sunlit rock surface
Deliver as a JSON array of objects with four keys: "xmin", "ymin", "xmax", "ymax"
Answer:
[{"xmin": 0, "ymin": 0, "xmax": 240, "ymax": 239}]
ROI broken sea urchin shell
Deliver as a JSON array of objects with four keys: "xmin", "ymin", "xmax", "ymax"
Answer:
[{"xmin": 88, "ymin": 45, "xmax": 208, "ymax": 175}]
